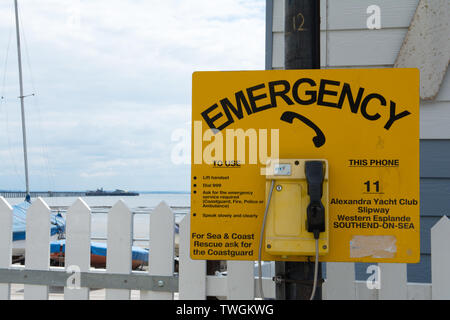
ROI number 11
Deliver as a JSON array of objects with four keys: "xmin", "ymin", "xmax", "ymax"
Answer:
[{"xmin": 364, "ymin": 180, "xmax": 380, "ymax": 193}]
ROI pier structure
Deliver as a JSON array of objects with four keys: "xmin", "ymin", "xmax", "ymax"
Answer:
[{"xmin": 0, "ymin": 191, "xmax": 86, "ymax": 199}]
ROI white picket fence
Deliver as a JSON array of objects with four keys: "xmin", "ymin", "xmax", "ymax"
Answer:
[{"xmin": 0, "ymin": 196, "xmax": 449, "ymax": 300}]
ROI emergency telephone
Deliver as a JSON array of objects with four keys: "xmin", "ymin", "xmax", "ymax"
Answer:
[{"xmin": 263, "ymin": 159, "xmax": 329, "ymax": 257}]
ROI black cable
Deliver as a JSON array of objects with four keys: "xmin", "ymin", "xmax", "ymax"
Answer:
[{"xmin": 258, "ymin": 179, "xmax": 275, "ymax": 300}]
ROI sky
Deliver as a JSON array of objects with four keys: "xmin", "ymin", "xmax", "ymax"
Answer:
[{"xmin": 0, "ymin": 0, "xmax": 266, "ymax": 192}]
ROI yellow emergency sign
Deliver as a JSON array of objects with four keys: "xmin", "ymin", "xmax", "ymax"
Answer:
[{"xmin": 190, "ymin": 68, "xmax": 420, "ymax": 263}]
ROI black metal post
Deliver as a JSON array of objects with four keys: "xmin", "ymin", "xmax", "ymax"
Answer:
[
  {"xmin": 275, "ymin": 0, "xmax": 322, "ymax": 300},
  {"xmin": 285, "ymin": 0, "xmax": 321, "ymax": 69}
]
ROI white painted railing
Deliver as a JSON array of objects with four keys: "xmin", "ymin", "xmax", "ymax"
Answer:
[
  {"xmin": 323, "ymin": 216, "xmax": 450, "ymax": 300},
  {"xmin": 0, "ymin": 197, "xmax": 449, "ymax": 300}
]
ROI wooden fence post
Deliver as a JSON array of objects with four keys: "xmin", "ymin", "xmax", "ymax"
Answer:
[
  {"xmin": 64, "ymin": 198, "xmax": 91, "ymax": 300},
  {"xmin": 431, "ymin": 216, "xmax": 450, "ymax": 300},
  {"xmin": 24, "ymin": 198, "xmax": 51, "ymax": 300},
  {"xmin": 227, "ymin": 261, "xmax": 255, "ymax": 300},
  {"xmin": 106, "ymin": 200, "xmax": 132, "ymax": 300},
  {"xmin": 379, "ymin": 263, "xmax": 407, "ymax": 300},
  {"xmin": 0, "ymin": 197, "xmax": 13, "ymax": 300},
  {"xmin": 141, "ymin": 202, "xmax": 174, "ymax": 300},
  {"xmin": 323, "ymin": 262, "xmax": 356, "ymax": 300},
  {"xmin": 179, "ymin": 215, "xmax": 206, "ymax": 300}
]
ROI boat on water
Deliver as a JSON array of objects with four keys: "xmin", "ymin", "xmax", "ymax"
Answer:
[{"xmin": 85, "ymin": 188, "xmax": 139, "ymax": 197}]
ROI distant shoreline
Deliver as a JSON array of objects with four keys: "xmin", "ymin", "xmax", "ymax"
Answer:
[
  {"xmin": 0, "ymin": 190, "xmax": 190, "ymax": 199},
  {"xmin": 139, "ymin": 191, "xmax": 190, "ymax": 194},
  {"xmin": 0, "ymin": 190, "xmax": 189, "ymax": 194}
]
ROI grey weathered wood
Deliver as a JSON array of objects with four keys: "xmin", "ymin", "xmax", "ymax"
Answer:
[
  {"xmin": 420, "ymin": 218, "xmax": 443, "ymax": 257},
  {"xmin": 379, "ymin": 263, "xmax": 407, "ymax": 300},
  {"xmin": 106, "ymin": 200, "xmax": 132, "ymax": 300},
  {"xmin": 421, "ymin": 179, "xmax": 450, "ymax": 217},
  {"xmin": 320, "ymin": 32, "xmax": 327, "ymax": 67},
  {"xmin": 0, "ymin": 198, "xmax": 13, "ymax": 300},
  {"xmin": 206, "ymin": 275, "xmax": 227, "ymax": 299},
  {"xmin": 395, "ymin": 0, "xmax": 450, "ymax": 100},
  {"xmin": 274, "ymin": 28, "xmax": 409, "ymax": 68},
  {"xmin": 254, "ymin": 277, "xmax": 276, "ymax": 299},
  {"xmin": 266, "ymin": 0, "xmax": 274, "ymax": 70},
  {"xmin": 24, "ymin": 198, "xmax": 50, "ymax": 300},
  {"xmin": 328, "ymin": 29, "xmax": 407, "ymax": 66},
  {"xmin": 355, "ymin": 281, "xmax": 379, "ymax": 300},
  {"xmin": 328, "ymin": 0, "xmax": 418, "ymax": 30},
  {"xmin": 227, "ymin": 261, "xmax": 254, "ymax": 299},
  {"xmin": 354, "ymin": 275, "xmax": 429, "ymax": 300},
  {"xmin": 270, "ymin": 0, "xmax": 418, "ymax": 68},
  {"xmin": 408, "ymin": 283, "xmax": 431, "ymax": 300},
  {"xmin": 205, "ymin": 274, "xmax": 275, "ymax": 300},
  {"xmin": 141, "ymin": 202, "xmax": 174, "ymax": 300},
  {"xmin": 272, "ymin": 0, "xmax": 284, "ymax": 32},
  {"xmin": 420, "ymin": 102, "xmax": 450, "ymax": 139},
  {"xmin": 179, "ymin": 215, "xmax": 206, "ymax": 300},
  {"xmin": 64, "ymin": 199, "xmax": 91, "ymax": 300},
  {"xmin": 431, "ymin": 216, "xmax": 450, "ymax": 299},
  {"xmin": 436, "ymin": 70, "xmax": 450, "ymax": 102},
  {"xmin": 272, "ymin": 32, "xmax": 285, "ymax": 68},
  {"xmin": 420, "ymin": 140, "xmax": 450, "ymax": 178},
  {"xmin": 204, "ymin": 274, "xmax": 275, "ymax": 299},
  {"xmin": 323, "ymin": 263, "xmax": 355, "ymax": 299}
]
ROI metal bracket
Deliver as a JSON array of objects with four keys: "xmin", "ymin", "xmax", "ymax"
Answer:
[
  {"xmin": 0, "ymin": 268, "xmax": 178, "ymax": 292},
  {"xmin": 273, "ymin": 275, "xmax": 324, "ymax": 287}
]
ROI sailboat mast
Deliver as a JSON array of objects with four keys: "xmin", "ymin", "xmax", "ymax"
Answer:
[{"xmin": 14, "ymin": 0, "xmax": 30, "ymax": 198}]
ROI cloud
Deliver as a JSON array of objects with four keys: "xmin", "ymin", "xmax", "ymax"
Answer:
[{"xmin": 0, "ymin": 0, "xmax": 265, "ymax": 191}]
